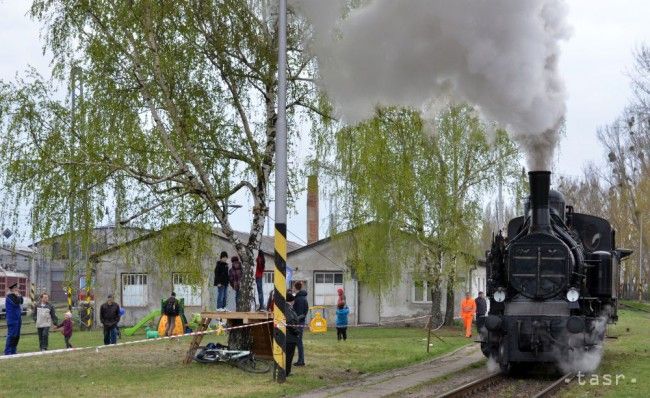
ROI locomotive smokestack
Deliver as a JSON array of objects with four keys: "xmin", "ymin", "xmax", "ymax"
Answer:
[{"xmin": 529, "ymin": 171, "xmax": 551, "ymax": 232}]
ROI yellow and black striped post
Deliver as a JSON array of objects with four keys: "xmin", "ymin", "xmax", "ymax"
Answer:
[
  {"xmin": 30, "ymin": 283, "xmax": 36, "ymax": 314},
  {"xmin": 273, "ymin": 224, "xmax": 288, "ymax": 382},
  {"xmin": 274, "ymin": 0, "xmax": 288, "ymax": 384},
  {"xmin": 86, "ymin": 285, "xmax": 93, "ymax": 329},
  {"xmin": 67, "ymin": 286, "xmax": 73, "ymax": 311}
]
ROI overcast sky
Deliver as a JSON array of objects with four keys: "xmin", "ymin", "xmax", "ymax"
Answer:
[{"xmin": 1, "ymin": 1, "xmax": 649, "ymax": 245}]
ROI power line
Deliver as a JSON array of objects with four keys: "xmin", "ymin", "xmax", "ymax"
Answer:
[{"xmin": 266, "ymin": 214, "xmax": 346, "ymax": 271}]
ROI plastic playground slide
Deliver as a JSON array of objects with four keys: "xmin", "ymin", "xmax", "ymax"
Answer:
[{"xmin": 123, "ymin": 310, "xmax": 161, "ymax": 336}]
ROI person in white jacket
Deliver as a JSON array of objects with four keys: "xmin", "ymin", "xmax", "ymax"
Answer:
[{"xmin": 32, "ymin": 293, "xmax": 59, "ymax": 351}]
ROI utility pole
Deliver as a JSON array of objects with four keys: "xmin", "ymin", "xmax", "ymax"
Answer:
[
  {"xmin": 640, "ymin": 213, "xmax": 644, "ymax": 301},
  {"xmin": 273, "ymin": 0, "xmax": 288, "ymax": 384},
  {"xmin": 68, "ymin": 67, "xmax": 84, "ymax": 306}
]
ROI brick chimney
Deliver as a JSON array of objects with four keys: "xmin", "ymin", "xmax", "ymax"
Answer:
[{"xmin": 307, "ymin": 175, "xmax": 319, "ymax": 244}]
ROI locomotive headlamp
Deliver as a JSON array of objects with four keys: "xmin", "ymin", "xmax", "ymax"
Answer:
[
  {"xmin": 493, "ymin": 288, "xmax": 506, "ymax": 303},
  {"xmin": 566, "ymin": 287, "xmax": 580, "ymax": 302}
]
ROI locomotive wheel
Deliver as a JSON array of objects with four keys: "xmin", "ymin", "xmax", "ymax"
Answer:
[{"xmin": 498, "ymin": 341, "xmax": 509, "ymax": 372}]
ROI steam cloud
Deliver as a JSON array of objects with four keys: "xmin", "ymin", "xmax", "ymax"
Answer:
[
  {"xmin": 555, "ymin": 316, "xmax": 607, "ymax": 373},
  {"xmin": 294, "ymin": 0, "xmax": 571, "ymax": 170}
]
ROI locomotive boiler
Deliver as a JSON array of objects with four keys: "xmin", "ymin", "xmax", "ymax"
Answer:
[{"xmin": 482, "ymin": 171, "xmax": 632, "ymax": 372}]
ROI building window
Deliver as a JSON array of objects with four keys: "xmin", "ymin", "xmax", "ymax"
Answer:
[
  {"xmin": 412, "ymin": 280, "xmax": 431, "ymax": 303},
  {"xmin": 51, "ymin": 271, "xmax": 65, "ymax": 282},
  {"xmin": 172, "ymin": 273, "xmax": 202, "ymax": 307},
  {"xmin": 122, "ymin": 273, "xmax": 148, "ymax": 307},
  {"xmin": 314, "ymin": 271, "xmax": 343, "ymax": 306},
  {"xmin": 79, "ymin": 275, "xmax": 94, "ymax": 290}
]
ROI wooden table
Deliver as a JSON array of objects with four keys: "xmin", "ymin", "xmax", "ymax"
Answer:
[{"xmin": 183, "ymin": 311, "xmax": 273, "ymax": 364}]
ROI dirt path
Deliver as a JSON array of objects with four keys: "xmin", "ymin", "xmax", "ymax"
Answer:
[{"xmin": 293, "ymin": 344, "xmax": 484, "ymax": 398}]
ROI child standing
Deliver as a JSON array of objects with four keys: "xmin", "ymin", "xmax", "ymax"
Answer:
[
  {"xmin": 335, "ymin": 302, "xmax": 349, "ymax": 341},
  {"xmin": 337, "ymin": 288, "xmax": 346, "ymax": 307},
  {"xmin": 59, "ymin": 311, "xmax": 73, "ymax": 348}
]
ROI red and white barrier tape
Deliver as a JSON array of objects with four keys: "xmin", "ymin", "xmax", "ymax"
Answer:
[
  {"xmin": 281, "ymin": 314, "xmax": 433, "ymax": 328},
  {"xmin": 2, "ymin": 314, "xmax": 436, "ymax": 360},
  {"xmin": 0, "ymin": 320, "xmax": 273, "ymax": 361}
]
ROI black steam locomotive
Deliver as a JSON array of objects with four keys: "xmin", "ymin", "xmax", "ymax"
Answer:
[{"xmin": 482, "ymin": 171, "xmax": 632, "ymax": 372}]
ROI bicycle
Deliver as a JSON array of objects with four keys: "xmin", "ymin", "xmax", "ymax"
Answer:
[{"xmin": 193, "ymin": 343, "xmax": 271, "ymax": 374}]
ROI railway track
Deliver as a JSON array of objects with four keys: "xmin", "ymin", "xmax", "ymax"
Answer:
[
  {"xmin": 436, "ymin": 371, "xmax": 575, "ymax": 398},
  {"xmin": 436, "ymin": 373, "xmax": 505, "ymax": 398},
  {"xmin": 532, "ymin": 372, "xmax": 576, "ymax": 398}
]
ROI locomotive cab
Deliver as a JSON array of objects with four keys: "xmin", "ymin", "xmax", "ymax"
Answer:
[{"xmin": 483, "ymin": 171, "xmax": 632, "ymax": 373}]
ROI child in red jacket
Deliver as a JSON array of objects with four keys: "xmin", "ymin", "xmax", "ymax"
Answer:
[{"xmin": 57, "ymin": 311, "xmax": 74, "ymax": 348}]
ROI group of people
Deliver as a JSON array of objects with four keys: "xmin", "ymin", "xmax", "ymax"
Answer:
[
  {"xmin": 214, "ymin": 251, "xmax": 267, "ymax": 311},
  {"xmin": 283, "ymin": 281, "xmax": 308, "ymax": 376},
  {"xmin": 33, "ymin": 292, "xmax": 73, "ymax": 350},
  {"xmin": 283, "ymin": 283, "xmax": 350, "ymax": 376},
  {"xmin": 3, "ymin": 283, "xmax": 74, "ymax": 355},
  {"xmin": 2, "ymin": 283, "xmax": 123, "ymax": 356},
  {"xmin": 459, "ymin": 291, "xmax": 488, "ymax": 338}
]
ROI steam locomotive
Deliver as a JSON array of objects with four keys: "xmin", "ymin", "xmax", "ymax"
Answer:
[{"xmin": 482, "ymin": 171, "xmax": 632, "ymax": 372}]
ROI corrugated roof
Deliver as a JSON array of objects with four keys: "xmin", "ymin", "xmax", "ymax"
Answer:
[
  {"xmin": 0, "ymin": 269, "xmax": 29, "ymax": 277},
  {"xmin": 89, "ymin": 225, "xmax": 302, "ymax": 260},
  {"xmin": 221, "ymin": 230, "xmax": 302, "ymax": 254}
]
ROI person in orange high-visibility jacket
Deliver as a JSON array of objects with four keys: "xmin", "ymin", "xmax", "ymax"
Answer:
[{"xmin": 460, "ymin": 292, "xmax": 476, "ymax": 338}]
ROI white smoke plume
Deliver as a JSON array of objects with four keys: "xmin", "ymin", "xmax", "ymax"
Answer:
[
  {"xmin": 294, "ymin": 0, "xmax": 571, "ymax": 170},
  {"xmin": 555, "ymin": 316, "xmax": 608, "ymax": 374}
]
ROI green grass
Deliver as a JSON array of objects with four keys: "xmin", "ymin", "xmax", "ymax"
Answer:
[
  {"xmin": 0, "ymin": 319, "xmax": 469, "ymax": 398},
  {"xmin": 620, "ymin": 300, "xmax": 650, "ymax": 313},
  {"xmin": 561, "ymin": 307, "xmax": 650, "ymax": 398}
]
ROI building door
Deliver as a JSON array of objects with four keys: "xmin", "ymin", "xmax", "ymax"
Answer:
[
  {"xmin": 358, "ymin": 284, "xmax": 379, "ymax": 324},
  {"xmin": 50, "ymin": 271, "xmax": 67, "ymax": 303}
]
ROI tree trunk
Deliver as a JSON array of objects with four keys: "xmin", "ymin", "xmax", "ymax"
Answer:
[
  {"xmin": 429, "ymin": 252, "xmax": 444, "ymax": 326},
  {"xmin": 228, "ymin": 245, "xmax": 255, "ymax": 350},
  {"xmin": 444, "ymin": 262, "xmax": 456, "ymax": 326},
  {"xmin": 227, "ymin": 82, "xmax": 275, "ymax": 350},
  {"xmin": 430, "ymin": 280, "xmax": 443, "ymax": 326}
]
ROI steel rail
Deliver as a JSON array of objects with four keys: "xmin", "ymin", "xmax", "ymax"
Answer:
[
  {"xmin": 532, "ymin": 372, "xmax": 575, "ymax": 398},
  {"xmin": 436, "ymin": 373, "xmax": 504, "ymax": 398}
]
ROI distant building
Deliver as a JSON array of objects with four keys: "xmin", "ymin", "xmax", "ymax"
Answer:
[
  {"xmin": 468, "ymin": 260, "xmax": 487, "ymax": 298},
  {"xmin": 88, "ymin": 227, "xmax": 301, "ymax": 326},
  {"xmin": 287, "ymin": 231, "xmax": 474, "ymax": 327},
  {"xmin": 287, "ymin": 177, "xmax": 484, "ymax": 326},
  {"xmin": 30, "ymin": 226, "xmax": 149, "ymax": 302},
  {"xmin": 0, "ymin": 245, "xmax": 34, "ymax": 274},
  {"xmin": 27, "ymin": 222, "xmax": 486, "ymax": 328}
]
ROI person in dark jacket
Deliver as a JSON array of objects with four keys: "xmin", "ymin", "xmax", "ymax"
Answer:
[
  {"xmin": 475, "ymin": 291, "xmax": 488, "ymax": 332},
  {"xmin": 284, "ymin": 291, "xmax": 305, "ymax": 377},
  {"xmin": 163, "ymin": 292, "xmax": 180, "ymax": 336},
  {"xmin": 292, "ymin": 281, "xmax": 309, "ymax": 366},
  {"xmin": 255, "ymin": 250, "xmax": 266, "ymax": 311},
  {"xmin": 214, "ymin": 251, "xmax": 229, "ymax": 310},
  {"xmin": 32, "ymin": 292, "xmax": 58, "ymax": 351},
  {"xmin": 3, "ymin": 282, "xmax": 23, "ymax": 355},
  {"xmin": 228, "ymin": 256, "xmax": 243, "ymax": 309},
  {"xmin": 100, "ymin": 294, "xmax": 121, "ymax": 345}
]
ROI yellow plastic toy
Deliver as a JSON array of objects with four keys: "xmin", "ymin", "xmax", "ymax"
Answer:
[
  {"xmin": 157, "ymin": 314, "xmax": 184, "ymax": 336},
  {"xmin": 309, "ymin": 306, "xmax": 328, "ymax": 333}
]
